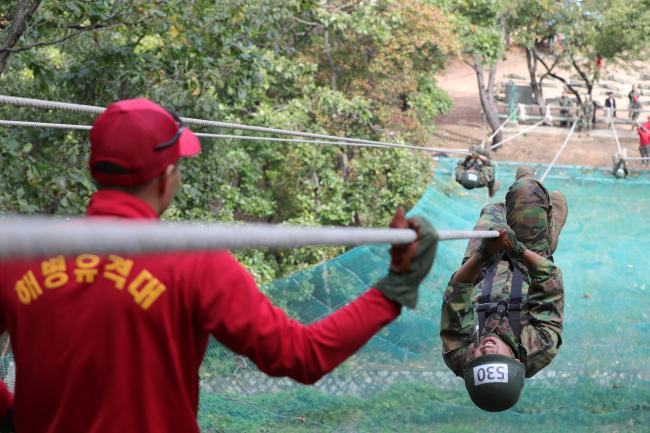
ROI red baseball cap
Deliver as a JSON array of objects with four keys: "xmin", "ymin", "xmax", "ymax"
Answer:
[{"xmin": 90, "ymin": 98, "xmax": 201, "ymax": 186}]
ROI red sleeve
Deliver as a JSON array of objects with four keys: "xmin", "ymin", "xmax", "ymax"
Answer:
[
  {"xmin": 0, "ymin": 381, "xmax": 12, "ymax": 416},
  {"xmin": 196, "ymin": 252, "xmax": 401, "ymax": 384}
]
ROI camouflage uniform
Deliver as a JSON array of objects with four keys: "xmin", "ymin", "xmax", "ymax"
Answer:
[
  {"xmin": 612, "ymin": 152, "xmax": 629, "ymax": 177},
  {"xmin": 441, "ymin": 176, "xmax": 564, "ymax": 378},
  {"xmin": 580, "ymin": 100, "xmax": 594, "ymax": 131},
  {"xmin": 558, "ymin": 95, "xmax": 572, "ymax": 127},
  {"xmin": 455, "ymin": 145, "xmax": 496, "ymax": 191}
]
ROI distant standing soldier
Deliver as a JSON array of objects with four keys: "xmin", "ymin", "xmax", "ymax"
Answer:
[
  {"xmin": 580, "ymin": 97, "xmax": 595, "ymax": 132},
  {"xmin": 628, "ymin": 85, "xmax": 641, "ymax": 120},
  {"xmin": 557, "ymin": 90, "xmax": 573, "ymax": 128},
  {"xmin": 455, "ymin": 145, "xmax": 500, "ymax": 197},
  {"xmin": 630, "ymin": 95, "xmax": 642, "ymax": 130}
]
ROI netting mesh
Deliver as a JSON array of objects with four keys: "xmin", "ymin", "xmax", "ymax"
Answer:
[{"xmin": 3, "ymin": 159, "xmax": 650, "ymax": 432}]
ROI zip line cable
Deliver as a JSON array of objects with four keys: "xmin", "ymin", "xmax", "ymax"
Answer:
[
  {"xmin": 622, "ymin": 156, "xmax": 650, "ymax": 161},
  {"xmin": 491, "ymin": 118, "xmax": 547, "ymax": 150},
  {"xmin": 0, "ymin": 95, "xmax": 469, "ymax": 155},
  {"xmin": 0, "ymin": 119, "xmax": 470, "ymax": 155},
  {"xmin": 195, "ymin": 132, "xmax": 469, "ymax": 154},
  {"xmin": 0, "ymin": 119, "xmax": 91, "ymax": 130},
  {"xmin": 0, "ymin": 217, "xmax": 499, "ymax": 257},
  {"xmin": 540, "ymin": 119, "xmax": 578, "ymax": 183},
  {"xmin": 611, "ymin": 121, "xmax": 623, "ymax": 155},
  {"xmin": 480, "ymin": 110, "xmax": 515, "ymax": 148}
]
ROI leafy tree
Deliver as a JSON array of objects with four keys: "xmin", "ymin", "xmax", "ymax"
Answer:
[
  {"xmin": 507, "ymin": 0, "xmax": 562, "ymax": 110},
  {"xmin": 0, "ymin": 0, "xmax": 454, "ymax": 294},
  {"xmin": 520, "ymin": 0, "xmax": 650, "ymax": 105},
  {"xmin": 447, "ymin": 0, "xmax": 507, "ymax": 147}
]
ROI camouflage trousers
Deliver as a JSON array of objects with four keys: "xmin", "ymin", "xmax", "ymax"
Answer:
[
  {"xmin": 463, "ymin": 177, "xmax": 551, "ymax": 261},
  {"xmin": 455, "ymin": 163, "xmax": 495, "ymax": 188}
]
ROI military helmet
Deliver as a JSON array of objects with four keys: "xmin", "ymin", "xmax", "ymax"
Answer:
[
  {"xmin": 463, "ymin": 354, "xmax": 525, "ymax": 412},
  {"xmin": 460, "ymin": 170, "xmax": 480, "ymax": 189},
  {"xmin": 615, "ymin": 167, "xmax": 626, "ymax": 179}
]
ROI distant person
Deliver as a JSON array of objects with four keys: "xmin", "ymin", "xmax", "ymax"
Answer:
[
  {"xmin": 558, "ymin": 90, "xmax": 573, "ymax": 128},
  {"xmin": 628, "ymin": 85, "xmax": 641, "ymax": 118},
  {"xmin": 580, "ymin": 96, "xmax": 595, "ymax": 132},
  {"xmin": 630, "ymin": 95, "xmax": 642, "ymax": 130},
  {"xmin": 637, "ymin": 122, "xmax": 650, "ymax": 167},
  {"xmin": 612, "ymin": 151, "xmax": 629, "ymax": 178},
  {"xmin": 441, "ymin": 167, "xmax": 567, "ymax": 412},
  {"xmin": 455, "ymin": 145, "xmax": 500, "ymax": 197},
  {"xmin": 605, "ymin": 92, "xmax": 617, "ymax": 125}
]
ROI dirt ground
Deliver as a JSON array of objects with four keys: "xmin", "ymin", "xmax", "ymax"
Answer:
[{"xmin": 431, "ymin": 48, "xmax": 650, "ymax": 170}]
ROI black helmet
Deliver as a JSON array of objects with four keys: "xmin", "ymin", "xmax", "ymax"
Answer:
[
  {"xmin": 463, "ymin": 354, "xmax": 525, "ymax": 412},
  {"xmin": 614, "ymin": 167, "xmax": 626, "ymax": 179},
  {"xmin": 460, "ymin": 171, "xmax": 480, "ymax": 189}
]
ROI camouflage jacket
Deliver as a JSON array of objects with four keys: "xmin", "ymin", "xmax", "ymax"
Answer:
[{"xmin": 441, "ymin": 257, "xmax": 564, "ymax": 378}]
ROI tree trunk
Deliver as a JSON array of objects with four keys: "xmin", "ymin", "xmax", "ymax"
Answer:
[
  {"xmin": 473, "ymin": 55, "xmax": 502, "ymax": 148},
  {"xmin": 0, "ymin": 0, "xmax": 43, "ymax": 76},
  {"xmin": 323, "ymin": 29, "xmax": 337, "ymax": 91},
  {"xmin": 525, "ymin": 47, "xmax": 545, "ymax": 114}
]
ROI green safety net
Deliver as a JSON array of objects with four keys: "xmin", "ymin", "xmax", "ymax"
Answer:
[{"xmin": 3, "ymin": 159, "xmax": 650, "ymax": 432}]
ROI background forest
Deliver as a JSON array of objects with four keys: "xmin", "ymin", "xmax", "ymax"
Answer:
[{"xmin": 0, "ymin": 0, "xmax": 461, "ymax": 285}]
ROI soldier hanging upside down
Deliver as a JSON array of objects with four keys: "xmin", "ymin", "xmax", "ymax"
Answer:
[
  {"xmin": 440, "ymin": 167, "xmax": 568, "ymax": 412},
  {"xmin": 455, "ymin": 145, "xmax": 501, "ymax": 197},
  {"xmin": 612, "ymin": 151, "xmax": 629, "ymax": 179}
]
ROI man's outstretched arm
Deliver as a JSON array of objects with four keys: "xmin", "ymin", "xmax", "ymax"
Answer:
[{"xmin": 199, "ymin": 210, "xmax": 438, "ymax": 384}]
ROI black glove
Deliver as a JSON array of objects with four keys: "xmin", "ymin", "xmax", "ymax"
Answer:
[{"xmin": 374, "ymin": 210, "xmax": 438, "ymax": 309}]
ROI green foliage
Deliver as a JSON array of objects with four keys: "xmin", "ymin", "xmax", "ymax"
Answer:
[
  {"xmin": 448, "ymin": 0, "xmax": 506, "ymax": 64},
  {"xmin": 0, "ymin": 0, "xmax": 444, "ymax": 288},
  {"xmin": 412, "ymin": 74, "xmax": 454, "ymax": 128}
]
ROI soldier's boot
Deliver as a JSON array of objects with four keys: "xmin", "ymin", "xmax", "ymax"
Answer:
[
  {"xmin": 548, "ymin": 191, "xmax": 568, "ymax": 255},
  {"xmin": 488, "ymin": 180, "xmax": 501, "ymax": 198},
  {"xmin": 515, "ymin": 166, "xmax": 535, "ymax": 181}
]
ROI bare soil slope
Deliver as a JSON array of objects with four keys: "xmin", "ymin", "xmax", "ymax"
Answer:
[{"xmin": 432, "ymin": 48, "xmax": 649, "ymax": 169}]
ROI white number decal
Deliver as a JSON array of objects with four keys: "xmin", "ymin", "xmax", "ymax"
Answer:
[
  {"xmin": 467, "ymin": 173, "xmax": 479, "ymax": 182},
  {"xmin": 473, "ymin": 363, "xmax": 509, "ymax": 385}
]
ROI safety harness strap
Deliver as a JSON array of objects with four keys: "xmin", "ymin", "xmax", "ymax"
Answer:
[
  {"xmin": 508, "ymin": 263, "xmax": 524, "ymax": 338},
  {"xmin": 477, "ymin": 261, "xmax": 498, "ymax": 334},
  {"xmin": 476, "ymin": 254, "xmax": 524, "ymax": 339}
]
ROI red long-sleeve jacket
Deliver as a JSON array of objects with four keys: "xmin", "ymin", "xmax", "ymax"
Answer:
[{"xmin": 0, "ymin": 190, "xmax": 401, "ymax": 433}]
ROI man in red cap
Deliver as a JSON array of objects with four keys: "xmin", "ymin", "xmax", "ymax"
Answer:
[{"xmin": 0, "ymin": 99, "xmax": 438, "ymax": 433}]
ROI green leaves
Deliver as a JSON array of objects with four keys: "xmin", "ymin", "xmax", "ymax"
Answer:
[{"xmin": 1, "ymin": 0, "xmax": 436, "ymax": 291}]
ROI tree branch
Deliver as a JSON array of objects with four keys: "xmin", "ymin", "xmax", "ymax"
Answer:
[
  {"xmin": 290, "ymin": 15, "xmax": 321, "ymax": 27},
  {"xmin": 0, "ymin": 0, "xmax": 43, "ymax": 76},
  {"xmin": 5, "ymin": 21, "xmax": 119, "ymax": 53},
  {"xmin": 569, "ymin": 52, "xmax": 593, "ymax": 94},
  {"xmin": 462, "ymin": 57, "xmax": 478, "ymax": 73},
  {"xmin": 535, "ymin": 51, "xmax": 582, "ymax": 104}
]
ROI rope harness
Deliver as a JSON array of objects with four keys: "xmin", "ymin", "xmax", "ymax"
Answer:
[{"xmin": 474, "ymin": 253, "xmax": 525, "ymax": 343}]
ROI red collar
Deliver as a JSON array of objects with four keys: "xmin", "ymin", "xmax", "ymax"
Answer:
[{"xmin": 86, "ymin": 190, "xmax": 159, "ymax": 220}]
